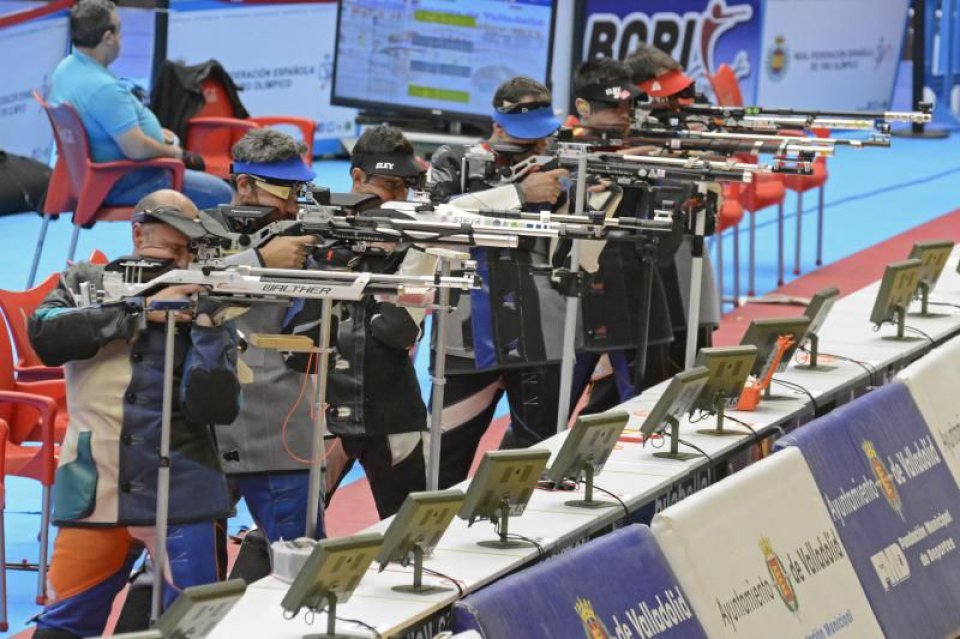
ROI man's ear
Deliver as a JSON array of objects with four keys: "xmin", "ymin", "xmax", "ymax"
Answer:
[
  {"xmin": 235, "ymin": 174, "xmax": 254, "ymax": 198},
  {"xmin": 131, "ymin": 222, "xmax": 145, "ymax": 250},
  {"xmin": 575, "ymin": 98, "xmax": 591, "ymax": 119},
  {"xmin": 350, "ymin": 167, "xmax": 366, "ymax": 190}
]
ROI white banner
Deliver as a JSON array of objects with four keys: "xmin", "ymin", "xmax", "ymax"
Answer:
[
  {"xmin": 651, "ymin": 447, "xmax": 884, "ymax": 639},
  {"xmin": 897, "ymin": 337, "xmax": 960, "ymax": 489},
  {"xmin": 0, "ymin": 14, "xmax": 68, "ymax": 160},
  {"xmin": 756, "ymin": 0, "xmax": 909, "ymax": 111},
  {"xmin": 167, "ymin": 2, "xmax": 356, "ymax": 141}
]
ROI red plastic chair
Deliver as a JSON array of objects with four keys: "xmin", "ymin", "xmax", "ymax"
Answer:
[
  {"xmin": 0, "ymin": 324, "xmax": 60, "ymax": 605},
  {"xmin": 88, "ymin": 248, "xmax": 109, "ymax": 265},
  {"xmin": 185, "ymin": 116, "xmax": 258, "ymax": 179},
  {"xmin": 29, "ymin": 92, "xmax": 185, "ymax": 288},
  {"xmin": 709, "ymin": 65, "xmax": 787, "ymax": 295},
  {"xmin": 185, "ymin": 78, "xmax": 317, "ymax": 179},
  {"xmin": 780, "ymin": 129, "xmax": 830, "ymax": 273},
  {"xmin": 716, "ymin": 183, "xmax": 745, "ymax": 308},
  {"xmin": 0, "ymin": 273, "xmax": 63, "ymax": 382},
  {"xmin": 0, "ymin": 418, "xmax": 7, "ymax": 631}
]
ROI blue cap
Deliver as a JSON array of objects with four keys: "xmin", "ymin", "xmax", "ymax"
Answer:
[
  {"xmin": 492, "ymin": 104, "xmax": 561, "ymax": 140},
  {"xmin": 231, "ymin": 156, "xmax": 316, "ymax": 182}
]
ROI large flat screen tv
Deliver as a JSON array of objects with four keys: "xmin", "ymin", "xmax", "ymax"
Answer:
[{"xmin": 332, "ymin": 0, "xmax": 557, "ymax": 123}]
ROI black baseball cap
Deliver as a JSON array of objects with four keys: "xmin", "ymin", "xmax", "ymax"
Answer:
[
  {"xmin": 351, "ymin": 152, "xmax": 426, "ymax": 178},
  {"xmin": 576, "ymin": 81, "xmax": 643, "ymax": 105},
  {"xmin": 131, "ymin": 206, "xmax": 207, "ymax": 240}
]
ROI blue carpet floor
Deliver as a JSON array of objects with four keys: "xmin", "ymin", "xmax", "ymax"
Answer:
[{"xmin": 0, "ymin": 131, "xmax": 958, "ymax": 635}]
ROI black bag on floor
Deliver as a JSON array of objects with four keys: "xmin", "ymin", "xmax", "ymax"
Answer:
[{"xmin": 0, "ymin": 150, "xmax": 50, "ymax": 216}]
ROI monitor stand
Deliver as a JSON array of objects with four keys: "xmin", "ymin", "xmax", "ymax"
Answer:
[
  {"xmin": 798, "ymin": 332, "xmax": 836, "ymax": 370},
  {"xmin": 919, "ymin": 282, "xmax": 931, "ymax": 316},
  {"xmin": 392, "ymin": 545, "xmax": 451, "ymax": 595},
  {"xmin": 477, "ymin": 498, "xmax": 536, "ymax": 549},
  {"xmin": 653, "ymin": 416, "xmax": 700, "ymax": 461},
  {"xmin": 565, "ymin": 462, "xmax": 618, "ymax": 509},
  {"xmin": 302, "ymin": 593, "xmax": 366, "ymax": 639},
  {"xmin": 910, "ymin": 282, "xmax": 948, "ymax": 317},
  {"xmin": 697, "ymin": 397, "xmax": 745, "ymax": 436},
  {"xmin": 882, "ymin": 305, "xmax": 925, "ymax": 341}
]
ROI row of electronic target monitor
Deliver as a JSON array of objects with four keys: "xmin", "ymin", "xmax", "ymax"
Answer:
[{"xmin": 101, "ymin": 238, "xmax": 959, "ymax": 638}]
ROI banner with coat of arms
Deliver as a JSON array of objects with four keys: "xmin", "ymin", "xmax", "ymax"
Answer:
[
  {"xmin": 651, "ymin": 446, "xmax": 884, "ymax": 638},
  {"xmin": 756, "ymin": 0, "xmax": 910, "ymax": 110},
  {"xmin": 777, "ymin": 382, "xmax": 960, "ymax": 639},
  {"xmin": 451, "ymin": 525, "xmax": 708, "ymax": 639},
  {"xmin": 577, "ymin": 0, "xmax": 909, "ymax": 111},
  {"xmin": 897, "ymin": 336, "xmax": 960, "ymax": 491}
]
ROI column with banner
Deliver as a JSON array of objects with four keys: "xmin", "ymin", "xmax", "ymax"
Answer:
[
  {"xmin": 926, "ymin": 0, "xmax": 960, "ymax": 125},
  {"xmin": 577, "ymin": 0, "xmax": 764, "ymax": 102},
  {"xmin": 166, "ymin": 0, "xmax": 356, "ymax": 149},
  {"xmin": 0, "ymin": 1, "xmax": 70, "ymax": 161},
  {"xmin": 756, "ymin": 0, "xmax": 910, "ymax": 110}
]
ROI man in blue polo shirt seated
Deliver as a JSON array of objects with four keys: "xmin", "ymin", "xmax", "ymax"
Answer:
[{"xmin": 50, "ymin": 0, "xmax": 233, "ymax": 209}]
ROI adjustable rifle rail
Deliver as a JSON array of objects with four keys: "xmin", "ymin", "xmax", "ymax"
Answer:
[
  {"xmin": 561, "ymin": 150, "xmax": 812, "ymax": 182},
  {"xmin": 661, "ymin": 102, "xmax": 932, "ymax": 134},
  {"xmin": 209, "ymin": 195, "xmax": 685, "ymax": 262},
  {"xmin": 427, "ymin": 203, "xmax": 677, "ymax": 237},
  {"xmin": 95, "ymin": 262, "xmax": 480, "ymax": 306}
]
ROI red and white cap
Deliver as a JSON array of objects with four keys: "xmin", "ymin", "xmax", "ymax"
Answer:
[{"xmin": 638, "ymin": 69, "xmax": 695, "ymax": 97}]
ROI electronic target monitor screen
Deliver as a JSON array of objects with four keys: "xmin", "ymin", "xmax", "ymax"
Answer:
[{"xmin": 332, "ymin": 0, "xmax": 557, "ymax": 121}]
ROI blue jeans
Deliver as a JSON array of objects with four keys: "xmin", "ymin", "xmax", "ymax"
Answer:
[
  {"xmin": 106, "ymin": 167, "xmax": 234, "ymax": 210},
  {"xmin": 231, "ymin": 471, "xmax": 326, "ymax": 542},
  {"xmin": 570, "ymin": 350, "xmax": 636, "ymax": 413},
  {"xmin": 35, "ymin": 521, "xmax": 219, "ymax": 638}
]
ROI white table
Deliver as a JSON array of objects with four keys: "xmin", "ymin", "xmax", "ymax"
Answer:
[{"xmin": 211, "ymin": 250, "xmax": 960, "ymax": 639}]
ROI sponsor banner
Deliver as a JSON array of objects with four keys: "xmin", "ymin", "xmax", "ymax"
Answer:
[
  {"xmin": 452, "ymin": 524, "xmax": 708, "ymax": 639},
  {"xmin": 925, "ymin": 0, "xmax": 960, "ymax": 124},
  {"xmin": 897, "ymin": 339, "xmax": 960, "ymax": 484},
  {"xmin": 166, "ymin": 1, "xmax": 356, "ymax": 140},
  {"xmin": 652, "ymin": 447, "xmax": 883, "ymax": 638},
  {"xmin": 632, "ymin": 467, "xmax": 713, "ymax": 525},
  {"xmin": 897, "ymin": 337, "xmax": 960, "ymax": 487},
  {"xmin": 578, "ymin": 0, "xmax": 763, "ymax": 102},
  {"xmin": 777, "ymin": 382, "xmax": 960, "ymax": 639},
  {"xmin": 0, "ymin": 6, "xmax": 68, "ymax": 160},
  {"xmin": 756, "ymin": 0, "xmax": 908, "ymax": 111}
]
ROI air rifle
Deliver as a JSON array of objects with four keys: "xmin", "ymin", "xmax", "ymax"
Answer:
[
  {"xmin": 90, "ymin": 261, "xmax": 481, "ymax": 307},
  {"xmin": 196, "ymin": 187, "xmax": 683, "ymax": 267},
  {"xmin": 650, "ymin": 102, "xmax": 932, "ymax": 135},
  {"xmin": 488, "ymin": 142, "xmax": 810, "ymax": 189}
]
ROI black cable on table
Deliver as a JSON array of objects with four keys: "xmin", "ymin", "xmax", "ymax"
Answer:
[
  {"xmin": 590, "ymin": 483, "xmax": 631, "ymax": 521},
  {"xmin": 928, "ymin": 301, "xmax": 960, "ymax": 311},
  {"xmin": 494, "ymin": 520, "xmax": 545, "ymax": 559},
  {"xmin": 798, "ymin": 344, "xmax": 878, "ymax": 381},
  {"xmin": 677, "ymin": 439, "xmax": 714, "ymax": 464},
  {"xmin": 422, "ymin": 566, "xmax": 466, "ymax": 598},
  {"xmin": 772, "ymin": 377, "xmax": 819, "ymax": 413},
  {"xmin": 904, "ymin": 324, "xmax": 936, "ymax": 345},
  {"xmin": 335, "ymin": 615, "xmax": 384, "ymax": 639},
  {"xmin": 722, "ymin": 413, "xmax": 761, "ymax": 445}
]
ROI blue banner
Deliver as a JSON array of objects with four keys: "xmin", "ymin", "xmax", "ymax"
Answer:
[
  {"xmin": 926, "ymin": 0, "xmax": 960, "ymax": 126},
  {"xmin": 579, "ymin": 0, "xmax": 764, "ymax": 103},
  {"xmin": 776, "ymin": 383, "xmax": 960, "ymax": 639},
  {"xmin": 453, "ymin": 524, "xmax": 708, "ymax": 638}
]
